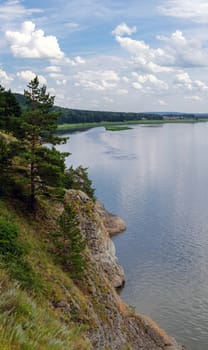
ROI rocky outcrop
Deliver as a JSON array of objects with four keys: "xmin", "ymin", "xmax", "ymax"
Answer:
[
  {"xmin": 65, "ymin": 190, "xmax": 125, "ymax": 288},
  {"xmin": 95, "ymin": 200, "xmax": 126, "ymax": 235},
  {"xmin": 64, "ymin": 190, "xmax": 185, "ymax": 350}
]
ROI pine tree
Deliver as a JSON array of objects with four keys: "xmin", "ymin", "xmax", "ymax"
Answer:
[
  {"xmin": 64, "ymin": 166, "xmax": 95, "ymax": 200},
  {"xmin": 0, "ymin": 134, "xmax": 19, "ymax": 196},
  {"xmin": 58, "ymin": 204, "xmax": 86, "ymax": 278},
  {"xmin": 21, "ymin": 76, "xmax": 67, "ymax": 210},
  {"xmin": 0, "ymin": 86, "xmax": 21, "ymax": 135}
]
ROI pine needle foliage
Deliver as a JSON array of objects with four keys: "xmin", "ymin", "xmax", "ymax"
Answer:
[{"xmin": 54, "ymin": 204, "xmax": 86, "ymax": 278}]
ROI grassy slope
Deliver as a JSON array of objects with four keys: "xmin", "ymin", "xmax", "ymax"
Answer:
[{"xmin": 0, "ymin": 199, "xmax": 91, "ymax": 350}]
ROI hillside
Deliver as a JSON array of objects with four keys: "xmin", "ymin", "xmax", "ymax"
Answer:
[
  {"xmin": 0, "ymin": 189, "xmax": 184, "ymax": 349},
  {"xmin": 0, "ymin": 80, "xmax": 185, "ymax": 349},
  {"xmin": 14, "ymin": 93, "xmax": 200, "ymax": 125}
]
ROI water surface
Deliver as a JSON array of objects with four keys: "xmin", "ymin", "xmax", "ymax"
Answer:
[{"xmin": 58, "ymin": 123, "xmax": 208, "ymax": 350}]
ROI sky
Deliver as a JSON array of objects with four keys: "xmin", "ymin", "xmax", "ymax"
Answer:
[{"xmin": 1, "ymin": 0, "xmax": 208, "ymax": 113}]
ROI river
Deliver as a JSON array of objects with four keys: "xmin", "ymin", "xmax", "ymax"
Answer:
[{"xmin": 58, "ymin": 123, "xmax": 208, "ymax": 350}]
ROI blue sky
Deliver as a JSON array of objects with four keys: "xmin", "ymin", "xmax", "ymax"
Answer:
[{"xmin": 1, "ymin": 0, "xmax": 208, "ymax": 112}]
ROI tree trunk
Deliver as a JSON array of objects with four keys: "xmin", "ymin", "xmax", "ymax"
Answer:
[{"xmin": 30, "ymin": 160, "xmax": 35, "ymax": 211}]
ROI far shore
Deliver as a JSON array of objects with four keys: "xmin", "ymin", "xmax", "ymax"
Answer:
[{"xmin": 57, "ymin": 118, "xmax": 208, "ymax": 133}]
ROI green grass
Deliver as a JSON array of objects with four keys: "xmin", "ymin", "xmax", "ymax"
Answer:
[
  {"xmin": 105, "ymin": 125, "xmax": 132, "ymax": 131},
  {"xmin": 0, "ymin": 200, "xmax": 92, "ymax": 349},
  {"xmin": 0, "ymin": 271, "xmax": 91, "ymax": 350},
  {"xmin": 57, "ymin": 118, "xmax": 208, "ymax": 133}
]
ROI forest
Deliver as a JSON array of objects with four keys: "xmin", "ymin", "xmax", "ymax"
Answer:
[{"xmin": 14, "ymin": 92, "xmax": 198, "ymax": 125}]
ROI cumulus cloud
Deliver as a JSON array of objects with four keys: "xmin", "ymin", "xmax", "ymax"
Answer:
[
  {"xmin": 112, "ymin": 23, "xmax": 137, "ymax": 36},
  {"xmin": 158, "ymin": 0, "xmax": 208, "ymax": 23},
  {"xmin": 74, "ymin": 70, "xmax": 120, "ymax": 91},
  {"xmin": 157, "ymin": 30, "xmax": 208, "ymax": 67},
  {"xmin": 0, "ymin": 68, "xmax": 13, "ymax": 85},
  {"xmin": 113, "ymin": 29, "xmax": 174, "ymax": 72},
  {"xmin": 132, "ymin": 72, "xmax": 168, "ymax": 92},
  {"xmin": 17, "ymin": 70, "xmax": 47, "ymax": 85},
  {"xmin": 174, "ymin": 71, "xmax": 208, "ymax": 93},
  {"xmin": 6, "ymin": 21, "xmax": 64, "ymax": 59},
  {"xmin": 114, "ymin": 25, "xmax": 208, "ymax": 71}
]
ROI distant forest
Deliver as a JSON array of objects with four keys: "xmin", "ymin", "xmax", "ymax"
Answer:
[{"xmin": 14, "ymin": 93, "xmax": 203, "ymax": 124}]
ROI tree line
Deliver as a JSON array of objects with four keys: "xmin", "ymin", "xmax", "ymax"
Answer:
[
  {"xmin": 15, "ymin": 93, "xmax": 164, "ymax": 124},
  {"xmin": 15, "ymin": 92, "xmax": 199, "ymax": 124}
]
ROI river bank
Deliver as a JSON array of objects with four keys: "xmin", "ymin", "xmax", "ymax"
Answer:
[{"xmin": 57, "ymin": 118, "xmax": 208, "ymax": 133}]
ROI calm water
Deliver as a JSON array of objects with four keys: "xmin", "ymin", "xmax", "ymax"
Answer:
[{"xmin": 58, "ymin": 123, "xmax": 208, "ymax": 350}]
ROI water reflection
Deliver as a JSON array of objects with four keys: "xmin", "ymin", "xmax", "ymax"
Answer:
[{"xmin": 58, "ymin": 123, "xmax": 208, "ymax": 350}]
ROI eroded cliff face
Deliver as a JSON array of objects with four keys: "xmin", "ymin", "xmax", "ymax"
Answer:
[{"xmin": 64, "ymin": 190, "xmax": 185, "ymax": 350}]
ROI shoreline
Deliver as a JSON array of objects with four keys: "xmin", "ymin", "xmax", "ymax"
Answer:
[
  {"xmin": 98, "ymin": 199, "xmax": 186, "ymax": 350},
  {"xmin": 57, "ymin": 118, "xmax": 208, "ymax": 133}
]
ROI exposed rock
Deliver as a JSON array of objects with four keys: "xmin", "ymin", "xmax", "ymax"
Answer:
[
  {"xmin": 95, "ymin": 199, "xmax": 126, "ymax": 235},
  {"xmin": 64, "ymin": 190, "xmax": 185, "ymax": 350},
  {"xmin": 65, "ymin": 190, "xmax": 125, "ymax": 289}
]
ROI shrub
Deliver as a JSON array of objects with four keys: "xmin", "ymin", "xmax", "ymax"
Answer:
[
  {"xmin": 0, "ymin": 217, "xmax": 23, "ymax": 257},
  {"xmin": 0, "ymin": 217, "xmax": 41, "ymax": 292}
]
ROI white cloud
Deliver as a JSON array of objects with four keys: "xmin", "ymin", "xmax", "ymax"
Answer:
[
  {"xmin": 194, "ymin": 80, "xmax": 208, "ymax": 92},
  {"xmin": 113, "ymin": 23, "xmax": 208, "ymax": 82},
  {"xmin": 122, "ymin": 76, "xmax": 129, "ymax": 83},
  {"xmin": 6, "ymin": 21, "xmax": 64, "ymax": 59},
  {"xmin": 158, "ymin": 99, "xmax": 166, "ymax": 106},
  {"xmin": 133, "ymin": 59, "xmax": 173, "ymax": 73},
  {"xmin": 157, "ymin": 30, "xmax": 208, "ymax": 67},
  {"xmin": 112, "ymin": 23, "xmax": 137, "ymax": 36},
  {"xmin": 74, "ymin": 70, "xmax": 120, "ymax": 91},
  {"xmin": 132, "ymin": 72, "xmax": 169, "ymax": 92},
  {"xmin": 114, "ymin": 30, "xmax": 174, "ymax": 71},
  {"xmin": 50, "ymin": 55, "xmax": 85, "ymax": 67},
  {"xmin": 175, "ymin": 72, "xmax": 191, "ymax": 84},
  {"xmin": 0, "ymin": 68, "xmax": 13, "ymax": 85},
  {"xmin": 174, "ymin": 71, "xmax": 208, "ymax": 93},
  {"xmin": 56, "ymin": 79, "xmax": 67, "ymax": 86},
  {"xmin": 65, "ymin": 22, "xmax": 80, "ymax": 29},
  {"xmin": 17, "ymin": 70, "xmax": 47, "ymax": 85},
  {"xmin": 117, "ymin": 89, "xmax": 128, "ymax": 95},
  {"xmin": 185, "ymin": 95, "xmax": 202, "ymax": 101},
  {"xmin": 74, "ymin": 56, "xmax": 85, "ymax": 65},
  {"xmin": 132, "ymin": 82, "xmax": 142, "ymax": 90},
  {"xmin": 158, "ymin": 0, "xmax": 208, "ymax": 23},
  {"xmin": 0, "ymin": 0, "xmax": 42, "ymax": 20},
  {"xmin": 49, "ymin": 73, "xmax": 65, "ymax": 79},
  {"xmin": 45, "ymin": 66, "xmax": 61, "ymax": 73},
  {"xmin": 103, "ymin": 96, "xmax": 113, "ymax": 103}
]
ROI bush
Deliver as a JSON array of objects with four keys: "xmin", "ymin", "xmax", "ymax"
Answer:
[
  {"xmin": 0, "ymin": 217, "xmax": 23, "ymax": 257},
  {"xmin": 0, "ymin": 217, "xmax": 42, "ymax": 292}
]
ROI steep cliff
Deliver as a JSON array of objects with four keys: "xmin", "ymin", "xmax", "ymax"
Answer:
[
  {"xmin": 63, "ymin": 190, "xmax": 185, "ymax": 350},
  {"xmin": 0, "ymin": 191, "xmax": 185, "ymax": 350}
]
